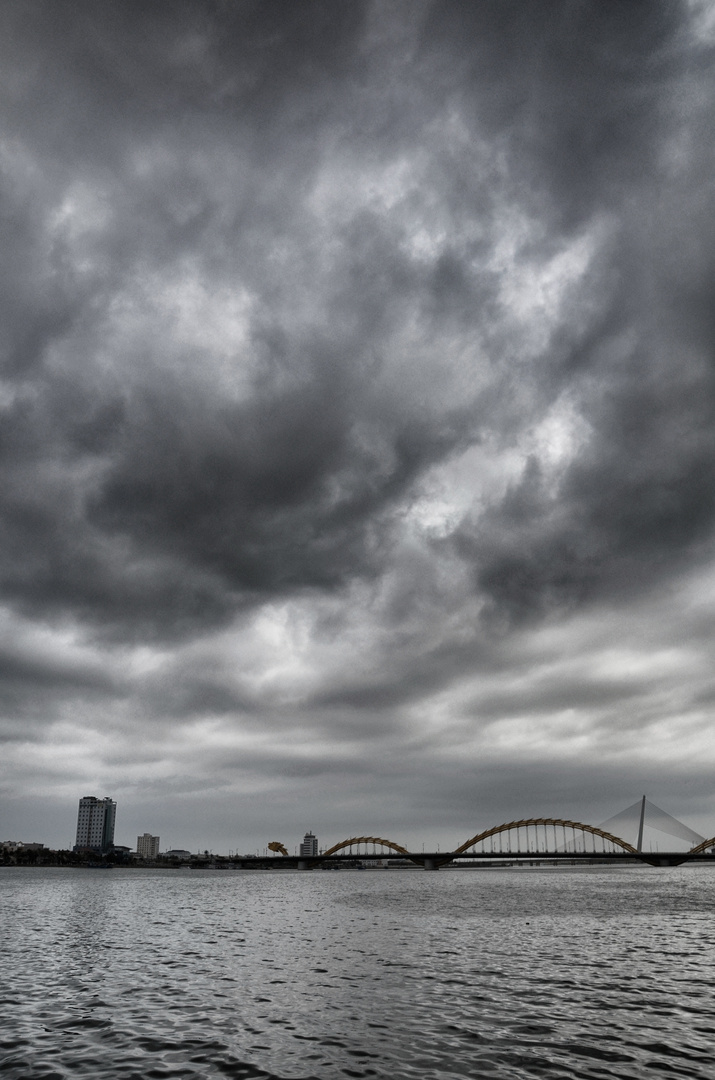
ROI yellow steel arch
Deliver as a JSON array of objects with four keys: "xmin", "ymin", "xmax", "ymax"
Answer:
[
  {"xmin": 454, "ymin": 818, "xmax": 637, "ymax": 855},
  {"xmin": 268, "ymin": 841, "xmax": 289, "ymax": 856},
  {"xmin": 322, "ymin": 835, "xmax": 409, "ymax": 857},
  {"xmin": 689, "ymin": 836, "xmax": 715, "ymax": 854}
]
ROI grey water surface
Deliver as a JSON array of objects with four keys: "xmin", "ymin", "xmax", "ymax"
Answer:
[{"xmin": 1, "ymin": 865, "xmax": 713, "ymax": 1079}]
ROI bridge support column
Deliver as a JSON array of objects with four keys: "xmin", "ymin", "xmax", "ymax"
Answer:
[
  {"xmin": 423, "ymin": 858, "xmax": 439, "ymax": 870},
  {"xmin": 297, "ymin": 860, "xmax": 310, "ymax": 870}
]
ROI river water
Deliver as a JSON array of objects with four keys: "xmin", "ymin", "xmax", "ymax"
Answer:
[{"xmin": 1, "ymin": 864, "xmax": 713, "ymax": 1079}]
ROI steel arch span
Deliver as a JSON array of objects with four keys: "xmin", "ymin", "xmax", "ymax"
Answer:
[
  {"xmin": 454, "ymin": 819, "xmax": 638, "ymax": 855},
  {"xmin": 690, "ymin": 836, "xmax": 715, "ymax": 854},
  {"xmin": 322, "ymin": 836, "xmax": 409, "ymax": 857}
]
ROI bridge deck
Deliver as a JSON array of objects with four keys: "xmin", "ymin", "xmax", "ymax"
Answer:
[{"xmin": 222, "ymin": 850, "xmax": 715, "ymax": 869}]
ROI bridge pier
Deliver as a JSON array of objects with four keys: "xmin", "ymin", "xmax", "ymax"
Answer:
[
  {"xmin": 639, "ymin": 854, "xmax": 688, "ymax": 867},
  {"xmin": 297, "ymin": 859, "xmax": 310, "ymax": 870},
  {"xmin": 423, "ymin": 858, "xmax": 439, "ymax": 870}
]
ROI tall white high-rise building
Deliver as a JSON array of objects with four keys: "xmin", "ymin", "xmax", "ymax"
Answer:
[
  {"xmin": 137, "ymin": 833, "xmax": 160, "ymax": 859},
  {"xmin": 75, "ymin": 796, "xmax": 116, "ymax": 852},
  {"xmin": 299, "ymin": 831, "xmax": 318, "ymax": 857}
]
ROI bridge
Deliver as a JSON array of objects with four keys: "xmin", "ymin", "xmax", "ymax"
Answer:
[{"xmin": 252, "ymin": 799, "xmax": 715, "ymax": 870}]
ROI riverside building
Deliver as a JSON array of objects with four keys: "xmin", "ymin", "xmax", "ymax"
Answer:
[
  {"xmin": 136, "ymin": 833, "xmax": 160, "ymax": 859},
  {"xmin": 74, "ymin": 796, "xmax": 116, "ymax": 853},
  {"xmin": 299, "ymin": 831, "xmax": 318, "ymax": 857}
]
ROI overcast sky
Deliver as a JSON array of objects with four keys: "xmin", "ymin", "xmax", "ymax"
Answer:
[{"xmin": 2, "ymin": 0, "xmax": 715, "ymax": 855}]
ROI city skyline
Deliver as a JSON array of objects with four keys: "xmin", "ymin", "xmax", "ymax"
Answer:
[
  {"xmin": 6, "ymin": 792, "xmax": 709, "ymax": 860},
  {"xmin": 2, "ymin": 3, "xmax": 715, "ymax": 853}
]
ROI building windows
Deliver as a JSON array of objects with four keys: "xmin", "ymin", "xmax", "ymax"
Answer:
[
  {"xmin": 299, "ymin": 831, "xmax": 318, "ymax": 857},
  {"xmin": 74, "ymin": 797, "xmax": 116, "ymax": 853},
  {"xmin": 136, "ymin": 833, "xmax": 160, "ymax": 859}
]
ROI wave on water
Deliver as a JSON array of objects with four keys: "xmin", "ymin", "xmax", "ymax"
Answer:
[{"xmin": 2, "ymin": 866, "xmax": 714, "ymax": 1079}]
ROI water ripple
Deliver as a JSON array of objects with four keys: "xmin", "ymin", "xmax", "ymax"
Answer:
[{"xmin": 2, "ymin": 866, "xmax": 715, "ymax": 1078}]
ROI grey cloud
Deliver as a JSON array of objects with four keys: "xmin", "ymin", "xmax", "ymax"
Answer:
[
  {"xmin": 139, "ymin": 669, "xmax": 256, "ymax": 720},
  {"xmin": 466, "ymin": 676, "xmax": 644, "ymax": 723},
  {"xmin": 0, "ymin": 650, "xmax": 114, "ymax": 693},
  {"xmin": 464, "ymin": 342, "xmax": 715, "ymax": 626},
  {"xmin": 420, "ymin": 1, "xmax": 686, "ymax": 228}
]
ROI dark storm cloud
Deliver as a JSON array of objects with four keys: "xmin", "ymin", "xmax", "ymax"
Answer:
[
  {"xmin": 0, "ymin": 0, "xmax": 709, "ymax": 643},
  {"xmin": 460, "ymin": 328, "xmax": 715, "ymax": 625},
  {"xmin": 0, "ymin": 649, "xmax": 113, "ymax": 694},
  {"xmin": 415, "ymin": 3, "xmax": 715, "ymax": 627},
  {"xmin": 0, "ymin": 0, "xmax": 482, "ymax": 638},
  {"xmin": 421, "ymin": 1, "xmax": 684, "ymax": 226}
]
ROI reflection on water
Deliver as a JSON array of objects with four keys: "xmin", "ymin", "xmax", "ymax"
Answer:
[{"xmin": 2, "ymin": 865, "xmax": 714, "ymax": 1078}]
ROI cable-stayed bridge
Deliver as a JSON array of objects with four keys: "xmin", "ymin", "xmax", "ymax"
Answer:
[
  {"xmin": 598, "ymin": 796, "xmax": 705, "ymax": 853},
  {"xmin": 253, "ymin": 798, "xmax": 715, "ymax": 869}
]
